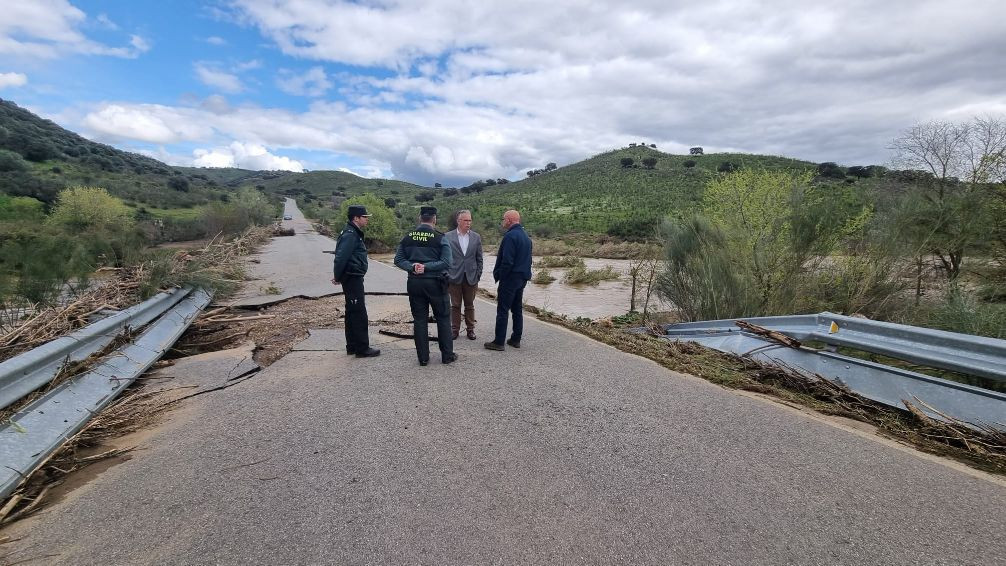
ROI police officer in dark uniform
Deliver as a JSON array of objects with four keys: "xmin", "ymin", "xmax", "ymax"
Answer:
[
  {"xmin": 332, "ymin": 205, "xmax": 380, "ymax": 358},
  {"xmin": 394, "ymin": 206, "xmax": 457, "ymax": 366}
]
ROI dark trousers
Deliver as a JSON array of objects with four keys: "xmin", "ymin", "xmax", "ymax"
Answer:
[
  {"xmin": 407, "ymin": 277, "xmax": 454, "ymax": 363},
  {"xmin": 494, "ymin": 276, "xmax": 527, "ymax": 345},
  {"xmin": 342, "ymin": 275, "xmax": 370, "ymax": 353},
  {"xmin": 448, "ymin": 281, "xmax": 478, "ymax": 333}
]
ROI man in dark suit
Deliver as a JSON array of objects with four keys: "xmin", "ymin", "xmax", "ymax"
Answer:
[
  {"xmin": 445, "ymin": 209, "xmax": 484, "ymax": 340},
  {"xmin": 394, "ymin": 206, "xmax": 457, "ymax": 366},
  {"xmin": 485, "ymin": 209, "xmax": 532, "ymax": 351}
]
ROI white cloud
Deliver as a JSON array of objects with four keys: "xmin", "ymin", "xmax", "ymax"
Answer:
[
  {"xmin": 82, "ymin": 104, "xmax": 214, "ymax": 144},
  {"xmin": 193, "ymin": 142, "xmax": 304, "ymax": 171},
  {"xmin": 277, "ymin": 66, "xmax": 332, "ymax": 97},
  {"xmin": 206, "ymin": 36, "xmax": 227, "ymax": 46},
  {"xmin": 0, "ymin": 72, "xmax": 28, "ymax": 89},
  {"xmin": 194, "ymin": 62, "xmax": 244, "ymax": 93},
  {"xmin": 0, "ymin": 0, "xmax": 150, "ymax": 59},
  {"xmin": 95, "ymin": 14, "xmax": 118, "ymax": 30},
  {"xmin": 70, "ymin": 0, "xmax": 1006, "ymax": 185}
]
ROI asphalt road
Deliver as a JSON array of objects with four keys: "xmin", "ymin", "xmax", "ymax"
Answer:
[{"xmin": 4, "ymin": 205, "xmax": 1005, "ymax": 565}]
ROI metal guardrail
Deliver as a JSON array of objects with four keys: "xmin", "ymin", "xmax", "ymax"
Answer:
[
  {"xmin": 0, "ymin": 288, "xmax": 190, "ymax": 410},
  {"xmin": 662, "ymin": 314, "xmax": 1006, "ymax": 429},
  {"xmin": 673, "ymin": 332, "xmax": 1006, "ymax": 428},
  {"xmin": 664, "ymin": 312, "xmax": 1006, "ymax": 382},
  {"xmin": 0, "ymin": 288, "xmax": 212, "ymax": 501}
]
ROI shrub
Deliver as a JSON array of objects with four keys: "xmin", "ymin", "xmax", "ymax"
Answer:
[
  {"xmin": 683, "ymin": 160, "xmax": 696, "ymax": 168},
  {"xmin": 532, "ymin": 269, "xmax": 556, "ymax": 284},
  {"xmin": 620, "ymin": 157, "xmax": 634, "ymax": 168},
  {"xmin": 817, "ymin": 162, "xmax": 846, "ymax": 179},
  {"xmin": 338, "ymin": 194, "xmax": 398, "ymax": 246},
  {"xmin": 48, "ymin": 186, "xmax": 135, "ymax": 232},
  {"xmin": 0, "ymin": 149, "xmax": 29, "ymax": 172},
  {"xmin": 564, "ymin": 263, "xmax": 620, "ymax": 285},
  {"xmin": 642, "ymin": 157, "xmax": 658, "ymax": 169},
  {"xmin": 717, "ymin": 161, "xmax": 737, "ymax": 173}
]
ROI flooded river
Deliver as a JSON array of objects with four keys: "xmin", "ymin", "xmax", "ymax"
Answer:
[
  {"xmin": 480, "ymin": 255, "xmax": 668, "ymax": 319},
  {"xmin": 376, "ymin": 254, "xmax": 666, "ymax": 319}
]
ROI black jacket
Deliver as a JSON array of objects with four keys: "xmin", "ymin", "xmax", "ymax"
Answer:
[
  {"xmin": 333, "ymin": 222, "xmax": 368, "ymax": 281},
  {"xmin": 394, "ymin": 224, "xmax": 453, "ymax": 279},
  {"xmin": 493, "ymin": 223, "xmax": 532, "ymax": 282}
]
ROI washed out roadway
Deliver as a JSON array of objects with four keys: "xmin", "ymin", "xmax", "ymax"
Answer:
[{"xmin": 4, "ymin": 203, "xmax": 1005, "ymax": 565}]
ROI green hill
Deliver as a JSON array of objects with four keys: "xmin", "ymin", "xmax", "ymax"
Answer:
[{"xmin": 426, "ymin": 147, "xmax": 841, "ymax": 238}]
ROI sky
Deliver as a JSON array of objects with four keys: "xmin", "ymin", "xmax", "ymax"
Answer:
[{"xmin": 1, "ymin": 0, "xmax": 1004, "ymax": 186}]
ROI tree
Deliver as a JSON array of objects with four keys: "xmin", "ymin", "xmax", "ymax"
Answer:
[
  {"xmin": 690, "ymin": 147, "xmax": 703, "ymax": 155},
  {"xmin": 339, "ymin": 194, "xmax": 398, "ymax": 246},
  {"xmin": 847, "ymin": 166, "xmax": 872, "ymax": 178},
  {"xmin": 620, "ymin": 157, "xmax": 634, "ymax": 168},
  {"xmin": 384, "ymin": 197, "xmax": 398, "ymax": 208},
  {"xmin": 47, "ymin": 186, "xmax": 134, "ymax": 232},
  {"xmin": 168, "ymin": 177, "xmax": 190, "ymax": 192},
  {"xmin": 816, "ymin": 162, "xmax": 846, "ymax": 179},
  {"xmin": 683, "ymin": 160, "xmax": 696, "ymax": 168},
  {"xmin": 546, "ymin": 162, "xmax": 557, "ymax": 171},
  {"xmin": 891, "ymin": 115, "xmax": 1006, "ymax": 280},
  {"xmin": 434, "ymin": 182, "xmax": 442, "ymax": 188},
  {"xmin": 717, "ymin": 161, "xmax": 737, "ymax": 173},
  {"xmin": 641, "ymin": 157, "xmax": 658, "ymax": 169},
  {"xmin": 0, "ymin": 149, "xmax": 29, "ymax": 172}
]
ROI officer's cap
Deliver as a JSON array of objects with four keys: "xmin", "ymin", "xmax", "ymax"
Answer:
[
  {"xmin": 347, "ymin": 205, "xmax": 372, "ymax": 219},
  {"xmin": 420, "ymin": 206, "xmax": 438, "ymax": 216}
]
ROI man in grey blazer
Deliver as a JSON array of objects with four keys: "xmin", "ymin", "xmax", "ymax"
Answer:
[{"xmin": 445, "ymin": 209, "xmax": 484, "ymax": 340}]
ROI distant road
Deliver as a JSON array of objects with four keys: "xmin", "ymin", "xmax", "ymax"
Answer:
[{"xmin": 4, "ymin": 199, "xmax": 1005, "ymax": 565}]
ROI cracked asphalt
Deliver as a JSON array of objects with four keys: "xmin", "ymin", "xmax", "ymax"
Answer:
[{"xmin": 4, "ymin": 202, "xmax": 1005, "ymax": 565}]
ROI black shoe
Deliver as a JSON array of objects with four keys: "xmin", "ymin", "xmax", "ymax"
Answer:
[
  {"xmin": 419, "ymin": 359, "xmax": 429, "ymax": 366},
  {"xmin": 484, "ymin": 341, "xmax": 504, "ymax": 351},
  {"xmin": 443, "ymin": 353, "xmax": 458, "ymax": 364},
  {"xmin": 452, "ymin": 331, "xmax": 459, "ymax": 339},
  {"xmin": 506, "ymin": 339, "xmax": 521, "ymax": 348},
  {"xmin": 355, "ymin": 348, "xmax": 381, "ymax": 358},
  {"xmin": 346, "ymin": 348, "xmax": 357, "ymax": 355},
  {"xmin": 467, "ymin": 329, "xmax": 477, "ymax": 340}
]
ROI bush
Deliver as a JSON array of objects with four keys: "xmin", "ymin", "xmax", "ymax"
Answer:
[
  {"xmin": 642, "ymin": 157, "xmax": 658, "ymax": 169},
  {"xmin": 564, "ymin": 263, "xmax": 620, "ymax": 285},
  {"xmin": 717, "ymin": 161, "xmax": 737, "ymax": 173},
  {"xmin": 338, "ymin": 194, "xmax": 399, "ymax": 247},
  {"xmin": 620, "ymin": 157, "xmax": 634, "ymax": 168},
  {"xmin": 607, "ymin": 217, "xmax": 659, "ymax": 241},
  {"xmin": 683, "ymin": 160, "xmax": 696, "ymax": 168},
  {"xmin": 914, "ymin": 287, "xmax": 1006, "ymax": 339},
  {"xmin": 47, "ymin": 186, "xmax": 135, "ymax": 232},
  {"xmin": 0, "ymin": 149, "xmax": 29, "ymax": 172},
  {"xmin": 532, "ymin": 269, "xmax": 556, "ymax": 284}
]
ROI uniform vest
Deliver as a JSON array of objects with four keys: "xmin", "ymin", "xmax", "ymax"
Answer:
[{"xmin": 398, "ymin": 225, "xmax": 446, "ymax": 278}]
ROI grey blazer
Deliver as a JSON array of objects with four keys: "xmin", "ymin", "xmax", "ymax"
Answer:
[{"xmin": 445, "ymin": 229, "xmax": 484, "ymax": 285}]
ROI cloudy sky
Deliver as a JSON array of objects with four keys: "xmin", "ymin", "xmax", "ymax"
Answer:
[{"xmin": 1, "ymin": 0, "xmax": 1004, "ymax": 185}]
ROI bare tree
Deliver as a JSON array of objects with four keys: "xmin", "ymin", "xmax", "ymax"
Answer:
[{"xmin": 890, "ymin": 116, "xmax": 1004, "ymax": 280}]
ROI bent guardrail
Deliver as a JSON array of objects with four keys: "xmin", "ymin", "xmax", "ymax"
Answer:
[
  {"xmin": 0, "ymin": 288, "xmax": 212, "ymax": 501},
  {"xmin": 662, "ymin": 314, "xmax": 1006, "ymax": 429},
  {"xmin": 0, "ymin": 288, "xmax": 191, "ymax": 410},
  {"xmin": 664, "ymin": 312, "xmax": 1006, "ymax": 383}
]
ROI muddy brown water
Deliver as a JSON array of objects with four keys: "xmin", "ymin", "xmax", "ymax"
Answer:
[{"xmin": 376, "ymin": 255, "xmax": 666, "ymax": 319}]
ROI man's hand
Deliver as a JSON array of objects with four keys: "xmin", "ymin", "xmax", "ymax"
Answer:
[{"xmin": 413, "ymin": 263, "xmax": 425, "ymax": 274}]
